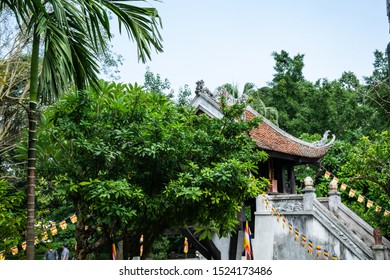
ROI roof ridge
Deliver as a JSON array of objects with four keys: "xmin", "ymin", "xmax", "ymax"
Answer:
[{"xmin": 245, "ymin": 105, "xmax": 335, "ymax": 148}]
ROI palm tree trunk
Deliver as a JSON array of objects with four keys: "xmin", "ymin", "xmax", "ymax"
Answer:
[{"xmin": 26, "ymin": 28, "xmax": 40, "ymax": 260}]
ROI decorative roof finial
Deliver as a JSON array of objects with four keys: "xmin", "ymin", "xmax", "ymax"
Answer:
[{"xmin": 313, "ymin": 130, "xmax": 336, "ymax": 147}]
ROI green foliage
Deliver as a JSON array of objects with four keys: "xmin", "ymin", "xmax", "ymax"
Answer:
[
  {"xmin": 177, "ymin": 84, "xmax": 192, "ymax": 107},
  {"xmin": 144, "ymin": 67, "xmax": 174, "ymax": 98},
  {"xmin": 0, "ymin": 180, "xmax": 25, "ymax": 256},
  {"xmin": 148, "ymin": 235, "xmax": 170, "ymax": 260},
  {"xmin": 31, "ymin": 80, "xmax": 268, "ymax": 258},
  {"xmin": 318, "ymin": 132, "xmax": 390, "ymax": 237},
  {"xmin": 265, "ymin": 50, "xmax": 389, "ymax": 140}
]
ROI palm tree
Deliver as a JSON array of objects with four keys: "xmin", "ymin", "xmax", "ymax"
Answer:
[
  {"xmin": 215, "ymin": 82, "xmax": 279, "ymax": 125},
  {"xmin": 0, "ymin": 0, "xmax": 163, "ymax": 259}
]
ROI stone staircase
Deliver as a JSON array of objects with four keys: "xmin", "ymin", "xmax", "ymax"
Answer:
[{"xmin": 252, "ymin": 177, "xmax": 390, "ymax": 260}]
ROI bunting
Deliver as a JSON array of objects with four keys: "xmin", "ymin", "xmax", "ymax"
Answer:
[
  {"xmin": 282, "ymin": 217, "xmax": 287, "ymax": 229},
  {"xmin": 50, "ymin": 226, "xmax": 58, "ymax": 236},
  {"xmin": 0, "ymin": 212, "xmax": 77, "ymax": 257},
  {"xmin": 41, "ymin": 231, "xmax": 48, "ymax": 241},
  {"xmin": 288, "ymin": 223, "xmax": 293, "ymax": 235},
  {"xmin": 308, "ymin": 240, "xmax": 313, "ymax": 255},
  {"xmin": 11, "ymin": 246, "xmax": 18, "ymax": 256},
  {"xmin": 60, "ymin": 220, "xmax": 67, "ymax": 230},
  {"xmin": 301, "ymin": 234, "xmax": 307, "ymax": 248},
  {"xmin": 294, "ymin": 229, "xmax": 300, "ymax": 242},
  {"xmin": 324, "ymin": 171, "xmax": 331, "ymax": 179},
  {"xmin": 0, "ymin": 250, "xmax": 5, "ymax": 260},
  {"xmin": 316, "ymin": 245, "xmax": 322, "ymax": 257},
  {"xmin": 323, "ymin": 250, "xmax": 329, "ymax": 260},
  {"xmin": 261, "ymin": 193, "xmax": 339, "ymax": 261},
  {"xmin": 70, "ymin": 214, "xmax": 77, "ymax": 224},
  {"xmin": 321, "ymin": 169, "xmax": 390, "ymax": 218}
]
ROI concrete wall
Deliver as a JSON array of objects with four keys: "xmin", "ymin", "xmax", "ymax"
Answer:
[
  {"xmin": 250, "ymin": 181, "xmax": 390, "ymax": 260},
  {"xmin": 253, "ymin": 195, "xmax": 367, "ymax": 259}
]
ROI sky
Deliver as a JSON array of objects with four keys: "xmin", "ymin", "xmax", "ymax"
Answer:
[{"xmin": 110, "ymin": 0, "xmax": 389, "ymax": 95}]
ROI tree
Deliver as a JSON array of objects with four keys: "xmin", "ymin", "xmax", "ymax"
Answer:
[
  {"xmin": 0, "ymin": 180, "xmax": 25, "ymax": 257},
  {"xmin": 360, "ymin": 50, "xmax": 390, "ymax": 131},
  {"xmin": 144, "ymin": 67, "xmax": 174, "ymax": 98},
  {"xmin": 0, "ymin": 9, "xmax": 30, "ymax": 172},
  {"xmin": 32, "ymin": 81, "xmax": 268, "ymax": 259},
  {"xmin": 216, "ymin": 82, "xmax": 279, "ymax": 125},
  {"xmin": 267, "ymin": 50, "xmax": 307, "ymax": 134},
  {"xmin": 0, "ymin": 0, "xmax": 163, "ymax": 259},
  {"xmin": 315, "ymin": 131, "xmax": 390, "ymax": 238},
  {"xmin": 265, "ymin": 50, "xmax": 383, "ymax": 140},
  {"xmin": 176, "ymin": 84, "xmax": 192, "ymax": 107}
]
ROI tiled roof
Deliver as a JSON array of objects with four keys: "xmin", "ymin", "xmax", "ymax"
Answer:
[
  {"xmin": 246, "ymin": 109, "xmax": 334, "ymax": 159},
  {"xmin": 191, "ymin": 92, "xmax": 335, "ymax": 160}
]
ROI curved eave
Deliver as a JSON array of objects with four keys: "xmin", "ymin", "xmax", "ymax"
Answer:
[{"xmin": 246, "ymin": 108, "xmax": 335, "ymax": 160}]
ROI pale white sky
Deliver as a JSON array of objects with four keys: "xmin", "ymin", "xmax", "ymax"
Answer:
[{"xmin": 110, "ymin": 0, "xmax": 389, "ymax": 94}]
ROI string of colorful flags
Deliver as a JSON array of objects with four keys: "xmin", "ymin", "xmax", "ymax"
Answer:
[
  {"xmin": 0, "ymin": 209, "xmax": 190, "ymax": 260},
  {"xmin": 0, "ymin": 213, "xmax": 78, "ymax": 260},
  {"xmin": 261, "ymin": 193, "xmax": 340, "ymax": 260},
  {"xmin": 321, "ymin": 167, "xmax": 390, "ymax": 218}
]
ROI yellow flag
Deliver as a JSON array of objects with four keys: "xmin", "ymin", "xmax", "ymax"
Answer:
[
  {"xmin": 385, "ymin": 210, "xmax": 390, "ymax": 217},
  {"xmin": 0, "ymin": 250, "xmax": 5, "ymax": 260},
  {"xmin": 348, "ymin": 189, "xmax": 356, "ymax": 198},
  {"xmin": 375, "ymin": 205, "xmax": 382, "ymax": 213},
  {"xmin": 42, "ymin": 231, "xmax": 48, "ymax": 241},
  {"xmin": 366, "ymin": 200, "xmax": 373, "ymax": 208},
  {"xmin": 316, "ymin": 245, "xmax": 321, "ymax": 257},
  {"xmin": 70, "ymin": 214, "xmax": 77, "ymax": 223},
  {"xmin": 340, "ymin": 183, "xmax": 347, "ymax": 191},
  {"xmin": 11, "ymin": 246, "xmax": 18, "ymax": 256},
  {"xmin": 21, "ymin": 241, "xmax": 27, "ymax": 251},
  {"xmin": 324, "ymin": 171, "xmax": 331, "ymax": 179},
  {"xmin": 332, "ymin": 177, "xmax": 338, "ymax": 183},
  {"xmin": 50, "ymin": 226, "xmax": 57, "ymax": 236},
  {"xmin": 357, "ymin": 195, "xmax": 364, "ymax": 203},
  {"xmin": 60, "ymin": 220, "xmax": 67, "ymax": 230}
]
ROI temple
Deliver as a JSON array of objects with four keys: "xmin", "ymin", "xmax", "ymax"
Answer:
[
  {"xmin": 187, "ymin": 82, "xmax": 390, "ymax": 260},
  {"xmin": 191, "ymin": 82, "xmax": 335, "ymax": 194}
]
